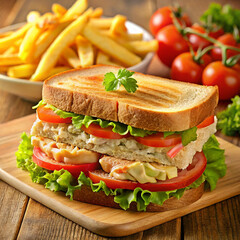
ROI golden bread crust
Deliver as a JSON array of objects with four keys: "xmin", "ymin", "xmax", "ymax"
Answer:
[{"xmin": 43, "ymin": 65, "xmax": 218, "ymax": 131}]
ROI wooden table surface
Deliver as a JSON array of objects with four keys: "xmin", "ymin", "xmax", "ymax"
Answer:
[{"xmin": 0, "ymin": 0, "xmax": 239, "ymax": 239}]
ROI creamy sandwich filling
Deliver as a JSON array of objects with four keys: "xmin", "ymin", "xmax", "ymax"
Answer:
[
  {"xmin": 99, "ymin": 156, "xmax": 178, "ymax": 184},
  {"xmin": 31, "ymin": 136, "xmax": 99, "ymax": 164},
  {"xmin": 31, "ymin": 117, "xmax": 217, "ymax": 171}
]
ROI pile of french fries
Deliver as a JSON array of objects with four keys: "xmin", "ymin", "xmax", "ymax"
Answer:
[{"xmin": 0, "ymin": 0, "xmax": 158, "ymax": 81}]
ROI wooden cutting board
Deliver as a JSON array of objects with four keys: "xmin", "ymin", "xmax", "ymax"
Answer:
[{"xmin": 0, "ymin": 114, "xmax": 239, "ymax": 237}]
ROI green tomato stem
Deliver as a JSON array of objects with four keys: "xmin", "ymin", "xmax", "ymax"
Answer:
[{"xmin": 173, "ymin": 13, "xmax": 240, "ymax": 67}]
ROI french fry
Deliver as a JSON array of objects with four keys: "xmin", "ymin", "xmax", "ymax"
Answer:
[
  {"xmin": 27, "ymin": 11, "xmax": 41, "ymax": 23},
  {"xmin": 0, "ymin": 23, "xmax": 31, "ymax": 52},
  {"xmin": 108, "ymin": 15, "xmax": 143, "ymax": 41},
  {"xmin": 7, "ymin": 64, "xmax": 37, "ymax": 78},
  {"xmin": 91, "ymin": 7, "xmax": 103, "ymax": 18},
  {"xmin": 0, "ymin": 54, "xmax": 24, "ymax": 66},
  {"xmin": 96, "ymin": 51, "xmax": 121, "ymax": 66},
  {"xmin": 3, "ymin": 46, "xmax": 16, "ymax": 55},
  {"xmin": 19, "ymin": 24, "xmax": 43, "ymax": 62},
  {"xmin": 82, "ymin": 24, "xmax": 141, "ymax": 67},
  {"xmin": 125, "ymin": 33, "xmax": 143, "ymax": 41},
  {"xmin": 99, "ymin": 29, "xmax": 143, "ymax": 41},
  {"xmin": 109, "ymin": 15, "xmax": 127, "ymax": 37},
  {"xmin": 48, "ymin": 66, "xmax": 71, "ymax": 77},
  {"xmin": 0, "ymin": 31, "xmax": 14, "ymax": 38},
  {"xmin": 52, "ymin": 3, "xmax": 67, "ymax": 17},
  {"xmin": 31, "ymin": 9, "xmax": 92, "ymax": 81},
  {"xmin": 88, "ymin": 18, "xmax": 113, "ymax": 29},
  {"xmin": 37, "ymin": 13, "xmax": 59, "ymax": 30},
  {"xmin": 61, "ymin": 0, "xmax": 88, "ymax": 21},
  {"xmin": 33, "ymin": 21, "xmax": 70, "ymax": 60},
  {"xmin": 0, "ymin": 66, "xmax": 8, "ymax": 72},
  {"xmin": 0, "ymin": 1, "xmax": 158, "ymax": 81},
  {"xmin": 76, "ymin": 35, "xmax": 94, "ymax": 67},
  {"xmin": 117, "ymin": 39, "xmax": 159, "ymax": 55},
  {"xmin": 61, "ymin": 47, "xmax": 81, "ymax": 68}
]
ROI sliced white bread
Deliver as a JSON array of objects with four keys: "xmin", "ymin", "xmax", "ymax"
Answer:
[{"xmin": 43, "ymin": 65, "xmax": 218, "ymax": 132}]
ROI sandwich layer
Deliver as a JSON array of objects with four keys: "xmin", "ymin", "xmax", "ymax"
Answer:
[
  {"xmin": 31, "ymin": 118, "xmax": 216, "ymax": 169},
  {"xmin": 43, "ymin": 65, "xmax": 218, "ymax": 132},
  {"xmin": 73, "ymin": 183, "xmax": 205, "ymax": 212}
]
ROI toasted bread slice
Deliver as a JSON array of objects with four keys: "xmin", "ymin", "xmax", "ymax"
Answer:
[
  {"xmin": 43, "ymin": 65, "xmax": 218, "ymax": 131},
  {"xmin": 73, "ymin": 183, "xmax": 204, "ymax": 212}
]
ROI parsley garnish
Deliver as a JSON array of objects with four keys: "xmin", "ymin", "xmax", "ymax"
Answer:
[{"xmin": 103, "ymin": 69, "xmax": 138, "ymax": 93}]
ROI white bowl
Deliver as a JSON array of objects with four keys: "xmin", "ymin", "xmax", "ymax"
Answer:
[{"xmin": 0, "ymin": 22, "xmax": 154, "ymax": 102}]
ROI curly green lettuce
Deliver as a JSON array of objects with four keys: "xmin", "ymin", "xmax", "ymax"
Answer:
[
  {"xmin": 217, "ymin": 96, "xmax": 240, "ymax": 136},
  {"xmin": 200, "ymin": 3, "xmax": 240, "ymax": 33},
  {"xmin": 33, "ymin": 100, "xmax": 197, "ymax": 145},
  {"xmin": 16, "ymin": 133, "xmax": 226, "ymax": 211}
]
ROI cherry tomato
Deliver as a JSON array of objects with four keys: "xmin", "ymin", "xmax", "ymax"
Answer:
[
  {"xmin": 33, "ymin": 147, "xmax": 99, "ymax": 178},
  {"xmin": 135, "ymin": 132, "xmax": 182, "ymax": 148},
  {"xmin": 89, "ymin": 152, "xmax": 207, "ymax": 191},
  {"xmin": 82, "ymin": 123, "xmax": 128, "ymax": 139},
  {"xmin": 202, "ymin": 61, "xmax": 240, "ymax": 100},
  {"xmin": 156, "ymin": 25, "xmax": 189, "ymax": 67},
  {"xmin": 37, "ymin": 106, "xmax": 72, "ymax": 124},
  {"xmin": 149, "ymin": 6, "xmax": 191, "ymax": 36},
  {"xmin": 197, "ymin": 115, "xmax": 214, "ymax": 128},
  {"xmin": 189, "ymin": 24, "xmax": 212, "ymax": 51},
  {"xmin": 171, "ymin": 52, "xmax": 212, "ymax": 84},
  {"xmin": 211, "ymin": 33, "xmax": 240, "ymax": 61},
  {"xmin": 208, "ymin": 27, "xmax": 224, "ymax": 39}
]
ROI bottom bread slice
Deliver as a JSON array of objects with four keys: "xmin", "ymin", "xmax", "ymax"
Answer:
[{"xmin": 73, "ymin": 183, "xmax": 204, "ymax": 212}]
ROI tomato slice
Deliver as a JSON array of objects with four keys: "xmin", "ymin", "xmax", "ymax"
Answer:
[
  {"xmin": 82, "ymin": 123, "xmax": 128, "ymax": 139},
  {"xmin": 135, "ymin": 132, "xmax": 182, "ymax": 148},
  {"xmin": 197, "ymin": 115, "xmax": 214, "ymax": 129},
  {"xmin": 89, "ymin": 152, "xmax": 206, "ymax": 192},
  {"xmin": 32, "ymin": 147, "xmax": 99, "ymax": 178},
  {"xmin": 37, "ymin": 106, "xmax": 72, "ymax": 124}
]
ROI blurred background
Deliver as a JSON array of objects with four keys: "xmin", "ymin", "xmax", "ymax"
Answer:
[{"xmin": 1, "ymin": 0, "xmax": 240, "ymax": 31}]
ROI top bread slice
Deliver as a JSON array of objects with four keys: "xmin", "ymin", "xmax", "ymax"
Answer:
[{"xmin": 43, "ymin": 65, "xmax": 218, "ymax": 132}]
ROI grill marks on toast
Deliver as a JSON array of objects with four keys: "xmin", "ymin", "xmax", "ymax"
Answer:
[
  {"xmin": 56, "ymin": 75, "xmax": 181, "ymax": 109},
  {"xmin": 44, "ymin": 66, "xmax": 218, "ymax": 131}
]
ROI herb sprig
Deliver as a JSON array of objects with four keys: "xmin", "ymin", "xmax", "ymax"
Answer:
[{"xmin": 103, "ymin": 69, "xmax": 138, "ymax": 93}]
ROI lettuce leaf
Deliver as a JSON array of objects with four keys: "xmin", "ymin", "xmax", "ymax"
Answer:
[
  {"xmin": 16, "ymin": 133, "xmax": 226, "ymax": 211},
  {"xmin": 202, "ymin": 135, "xmax": 226, "ymax": 190},
  {"xmin": 217, "ymin": 96, "xmax": 240, "ymax": 136},
  {"xmin": 33, "ymin": 100, "xmax": 198, "ymax": 145},
  {"xmin": 33, "ymin": 100, "xmax": 155, "ymax": 137},
  {"xmin": 164, "ymin": 127, "xmax": 197, "ymax": 146},
  {"xmin": 200, "ymin": 3, "xmax": 240, "ymax": 33}
]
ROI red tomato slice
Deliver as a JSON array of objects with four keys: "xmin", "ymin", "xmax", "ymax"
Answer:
[
  {"xmin": 82, "ymin": 123, "xmax": 128, "ymax": 139},
  {"xmin": 89, "ymin": 152, "xmax": 207, "ymax": 192},
  {"xmin": 135, "ymin": 132, "xmax": 182, "ymax": 148},
  {"xmin": 197, "ymin": 115, "xmax": 214, "ymax": 128},
  {"xmin": 32, "ymin": 147, "xmax": 99, "ymax": 178},
  {"xmin": 37, "ymin": 106, "xmax": 72, "ymax": 124}
]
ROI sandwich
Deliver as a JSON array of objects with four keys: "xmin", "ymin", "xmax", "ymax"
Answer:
[{"xmin": 16, "ymin": 65, "xmax": 226, "ymax": 211}]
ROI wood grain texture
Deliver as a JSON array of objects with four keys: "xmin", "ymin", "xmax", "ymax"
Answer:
[
  {"xmin": 0, "ymin": 181, "xmax": 28, "ymax": 240},
  {"xmin": 0, "ymin": 114, "xmax": 239, "ymax": 237},
  {"xmin": 142, "ymin": 218, "xmax": 181, "ymax": 240},
  {"xmin": 182, "ymin": 196, "xmax": 240, "ymax": 240},
  {"xmin": 0, "ymin": 1, "xmax": 33, "ymax": 240},
  {"xmin": 0, "ymin": 0, "xmax": 239, "ymax": 239},
  {"xmin": 18, "ymin": 199, "xmax": 143, "ymax": 240}
]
